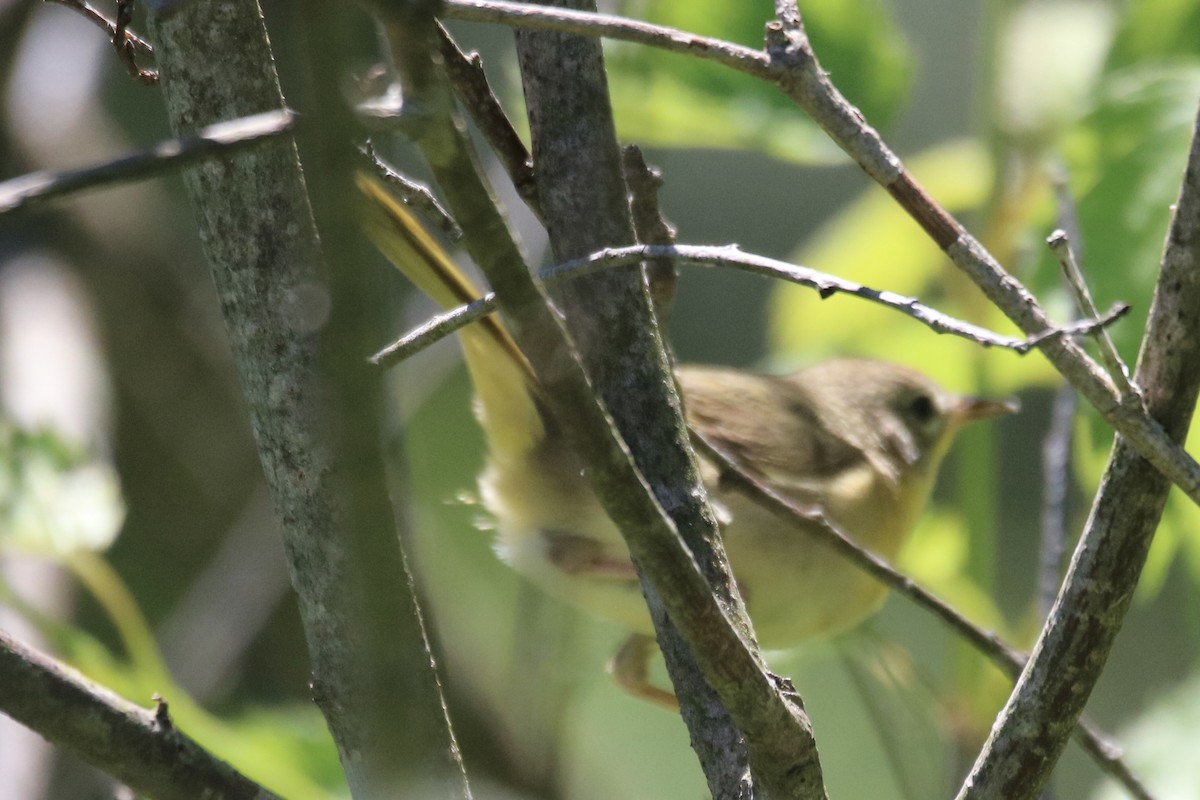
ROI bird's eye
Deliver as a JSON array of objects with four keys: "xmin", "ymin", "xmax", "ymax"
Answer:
[{"xmin": 908, "ymin": 394, "xmax": 936, "ymax": 424}]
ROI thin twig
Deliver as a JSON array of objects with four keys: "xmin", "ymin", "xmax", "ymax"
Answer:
[
  {"xmin": 45, "ymin": 0, "xmax": 155, "ymax": 54},
  {"xmin": 622, "ymin": 145, "xmax": 678, "ymax": 319},
  {"xmin": 0, "ymin": 109, "xmax": 296, "ymax": 216},
  {"xmin": 364, "ymin": 144, "xmax": 463, "ymax": 240},
  {"xmin": 444, "ymin": 0, "xmax": 762, "ymax": 74},
  {"xmin": 436, "ymin": 24, "xmax": 541, "ymax": 220},
  {"xmin": 114, "ymin": 0, "xmax": 158, "ymax": 84},
  {"xmin": 1047, "ymin": 230, "xmax": 1140, "ymax": 402},
  {"xmin": 369, "ymin": 243, "xmax": 1131, "ymax": 367},
  {"xmin": 689, "ymin": 432, "xmax": 1154, "ymax": 800}
]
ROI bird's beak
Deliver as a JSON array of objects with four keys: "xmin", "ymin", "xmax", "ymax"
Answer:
[{"xmin": 953, "ymin": 395, "xmax": 1021, "ymax": 423}]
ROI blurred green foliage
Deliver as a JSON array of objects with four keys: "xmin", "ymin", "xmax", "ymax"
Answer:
[{"xmin": 608, "ymin": 0, "xmax": 911, "ymax": 163}]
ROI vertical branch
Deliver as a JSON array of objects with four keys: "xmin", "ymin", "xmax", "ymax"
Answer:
[
  {"xmin": 1037, "ymin": 386, "xmax": 1076, "ymax": 619},
  {"xmin": 146, "ymin": 2, "xmax": 469, "ymax": 797},
  {"xmin": 511, "ymin": 5, "xmax": 784, "ymax": 797},
  {"xmin": 957, "ymin": 101, "xmax": 1200, "ymax": 800}
]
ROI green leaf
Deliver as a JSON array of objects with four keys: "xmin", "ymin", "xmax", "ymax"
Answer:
[
  {"xmin": 1106, "ymin": 0, "xmax": 1200, "ymax": 71},
  {"xmin": 1060, "ymin": 64, "xmax": 1200, "ymax": 363},
  {"xmin": 607, "ymin": 0, "xmax": 911, "ymax": 164}
]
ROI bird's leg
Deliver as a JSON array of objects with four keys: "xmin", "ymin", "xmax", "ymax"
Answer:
[{"xmin": 607, "ymin": 633, "xmax": 679, "ymax": 710}]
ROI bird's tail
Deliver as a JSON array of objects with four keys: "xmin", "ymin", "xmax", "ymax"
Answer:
[{"xmin": 356, "ymin": 173, "xmax": 545, "ymax": 461}]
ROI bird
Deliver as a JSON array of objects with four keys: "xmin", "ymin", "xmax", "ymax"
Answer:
[{"xmin": 356, "ymin": 172, "xmax": 1018, "ymax": 706}]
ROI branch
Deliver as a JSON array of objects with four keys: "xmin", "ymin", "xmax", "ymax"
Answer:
[
  {"xmin": 510, "ymin": 5, "xmax": 775, "ymax": 795},
  {"xmin": 1037, "ymin": 385, "xmax": 1076, "ymax": 618},
  {"xmin": 444, "ymin": 0, "xmax": 762, "ymax": 72},
  {"xmin": 437, "ymin": 0, "xmax": 1200, "ymax": 513},
  {"xmin": 113, "ymin": 0, "xmax": 158, "ymax": 84},
  {"xmin": 0, "ymin": 629, "xmax": 280, "ymax": 800},
  {"xmin": 956, "ymin": 98, "xmax": 1200, "ymax": 800},
  {"xmin": 0, "ymin": 109, "xmax": 295, "ymax": 216},
  {"xmin": 1047, "ymin": 230, "xmax": 1139, "ymax": 402},
  {"xmin": 689, "ymin": 432, "xmax": 1154, "ymax": 800},
  {"xmin": 369, "ymin": 244, "xmax": 1131, "ymax": 367},
  {"xmin": 45, "ymin": 0, "xmax": 158, "ymax": 83},
  {"xmin": 365, "ymin": 145, "xmax": 463, "ymax": 240},
  {"xmin": 622, "ymin": 145, "xmax": 679, "ymax": 317},
  {"xmin": 45, "ymin": 0, "xmax": 155, "ymax": 55},
  {"xmin": 145, "ymin": 3, "xmax": 470, "ymax": 797},
  {"xmin": 435, "ymin": 25, "xmax": 541, "ymax": 220}
]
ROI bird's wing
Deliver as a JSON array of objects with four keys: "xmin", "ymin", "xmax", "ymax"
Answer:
[{"xmin": 678, "ymin": 365, "xmax": 868, "ymax": 498}]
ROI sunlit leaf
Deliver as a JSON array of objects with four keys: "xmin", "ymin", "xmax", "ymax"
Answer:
[
  {"xmin": 1060, "ymin": 64, "xmax": 1200, "ymax": 362},
  {"xmin": 1106, "ymin": 0, "xmax": 1200, "ymax": 71}
]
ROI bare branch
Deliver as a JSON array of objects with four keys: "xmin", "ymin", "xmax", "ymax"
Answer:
[
  {"xmin": 622, "ymin": 145, "xmax": 678, "ymax": 318},
  {"xmin": 435, "ymin": 25, "xmax": 541, "ymax": 220},
  {"xmin": 0, "ymin": 109, "xmax": 295, "ymax": 216},
  {"xmin": 1038, "ymin": 385, "xmax": 1076, "ymax": 619},
  {"xmin": 369, "ymin": 243, "xmax": 1131, "ymax": 368},
  {"xmin": 114, "ymin": 0, "xmax": 158, "ymax": 84},
  {"xmin": 364, "ymin": 146, "xmax": 463, "ymax": 240},
  {"xmin": 45, "ymin": 0, "xmax": 155, "ymax": 54},
  {"xmin": 0, "ymin": 630, "xmax": 279, "ymax": 800},
  {"xmin": 512, "ymin": 7, "xmax": 769, "ymax": 794},
  {"xmin": 689, "ymin": 432, "xmax": 1155, "ymax": 800},
  {"xmin": 957, "ymin": 98, "xmax": 1200, "ymax": 800},
  {"xmin": 444, "ymin": 0, "xmax": 762, "ymax": 72},
  {"xmin": 1047, "ymin": 230, "xmax": 1139, "ymax": 402}
]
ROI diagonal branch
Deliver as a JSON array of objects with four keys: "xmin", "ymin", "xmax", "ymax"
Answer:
[
  {"xmin": 690, "ymin": 432, "xmax": 1153, "ymax": 800},
  {"xmin": 0, "ymin": 629, "xmax": 280, "ymax": 800},
  {"xmin": 956, "ymin": 98, "xmax": 1200, "ymax": 800},
  {"xmin": 435, "ymin": 25, "xmax": 541, "ymax": 220},
  {"xmin": 511, "ymin": 5, "xmax": 763, "ymax": 795}
]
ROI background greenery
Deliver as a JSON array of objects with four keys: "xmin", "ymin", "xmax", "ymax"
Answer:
[{"xmin": 2, "ymin": 0, "xmax": 1199, "ymax": 797}]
